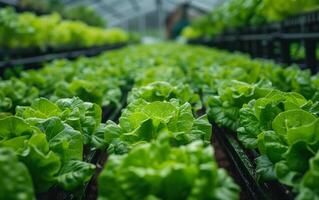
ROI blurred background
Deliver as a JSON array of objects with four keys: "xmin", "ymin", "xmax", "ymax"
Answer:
[
  {"xmin": 0, "ymin": 0, "xmax": 223, "ymax": 40},
  {"xmin": 1, "ymin": 0, "xmax": 319, "ymax": 72}
]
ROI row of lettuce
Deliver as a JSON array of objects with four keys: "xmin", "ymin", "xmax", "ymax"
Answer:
[
  {"xmin": 1, "ymin": 43, "xmax": 319, "ymax": 199},
  {"xmin": 205, "ymin": 81, "xmax": 319, "ymax": 199},
  {"xmin": 19, "ymin": 0, "xmax": 107, "ymax": 27},
  {"xmin": 0, "ymin": 7, "xmax": 128, "ymax": 50},
  {"xmin": 182, "ymin": 0, "xmax": 319, "ymax": 39},
  {"xmin": 0, "ymin": 44, "xmax": 243, "ymax": 199}
]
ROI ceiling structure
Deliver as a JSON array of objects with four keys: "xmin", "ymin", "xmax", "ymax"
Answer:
[{"xmin": 60, "ymin": 0, "xmax": 223, "ymax": 25}]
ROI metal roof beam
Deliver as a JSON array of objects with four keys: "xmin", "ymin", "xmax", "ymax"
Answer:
[
  {"xmin": 64, "ymin": 0, "xmax": 80, "ymax": 5},
  {"xmin": 109, "ymin": 6, "xmax": 157, "ymax": 27},
  {"xmin": 188, "ymin": 0, "xmax": 214, "ymax": 12},
  {"xmin": 92, "ymin": 0, "xmax": 123, "ymax": 18},
  {"xmin": 0, "ymin": 0, "xmax": 18, "ymax": 5},
  {"xmin": 129, "ymin": 0, "xmax": 139, "ymax": 11}
]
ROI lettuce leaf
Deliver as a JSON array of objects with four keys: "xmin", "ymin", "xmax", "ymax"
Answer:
[
  {"xmin": 98, "ymin": 141, "xmax": 239, "ymax": 200},
  {"xmin": 238, "ymin": 91, "xmax": 310, "ymax": 148},
  {"xmin": 128, "ymin": 81, "xmax": 202, "ymax": 112},
  {"xmin": 0, "ymin": 147, "xmax": 35, "ymax": 200},
  {"xmin": 16, "ymin": 97, "xmax": 103, "ymax": 147},
  {"xmin": 0, "ymin": 115, "xmax": 94, "ymax": 193},
  {"xmin": 57, "ymin": 160, "xmax": 95, "ymax": 191},
  {"xmin": 205, "ymin": 80, "xmax": 272, "ymax": 131},
  {"xmin": 105, "ymin": 99, "xmax": 211, "ymax": 154}
]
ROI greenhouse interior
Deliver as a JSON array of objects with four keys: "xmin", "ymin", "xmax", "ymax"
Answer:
[{"xmin": 1, "ymin": 0, "xmax": 319, "ymax": 199}]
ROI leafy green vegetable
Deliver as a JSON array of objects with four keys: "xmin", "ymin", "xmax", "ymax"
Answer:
[
  {"xmin": 0, "ymin": 78, "xmax": 39, "ymax": 113},
  {"xmin": 105, "ymin": 99, "xmax": 211, "ymax": 154},
  {"xmin": 235, "ymin": 87, "xmax": 319, "ymax": 195},
  {"xmin": 128, "ymin": 81, "xmax": 202, "ymax": 112},
  {"xmin": 297, "ymin": 151, "xmax": 319, "ymax": 200},
  {"xmin": 238, "ymin": 91, "xmax": 310, "ymax": 148},
  {"xmin": 183, "ymin": 0, "xmax": 319, "ymax": 39},
  {"xmin": 57, "ymin": 160, "xmax": 96, "ymax": 191},
  {"xmin": 16, "ymin": 97, "xmax": 103, "ymax": 147},
  {"xmin": 0, "ymin": 42, "xmax": 319, "ymax": 199},
  {"xmin": 0, "ymin": 147, "xmax": 35, "ymax": 200},
  {"xmin": 0, "ymin": 115, "xmax": 95, "ymax": 193},
  {"xmin": 98, "ymin": 141, "xmax": 239, "ymax": 200},
  {"xmin": 205, "ymin": 80, "xmax": 272, "ymax": 131},
  {"xmin": 0, "ymin": 7, "xmax": 127, "ymax": 49},
  {"xmin": 20, "ymin": 136, "xmax": 61, "ymax": 193}
]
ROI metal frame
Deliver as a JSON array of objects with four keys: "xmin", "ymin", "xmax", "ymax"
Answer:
[
  {"xmin": 0, "ymin": 0, "xmax": 226, "ymax": 35},
  {"xmin": 0, "ymin": 43, "xmax": 127, "ymax": 76},
  {"xmin": 56, "ymin": 0, "xmax": 225, "ymax": 28},
  {"xmin": 190, "ymin": 10, "xmax": 319, "ymax": 74}
]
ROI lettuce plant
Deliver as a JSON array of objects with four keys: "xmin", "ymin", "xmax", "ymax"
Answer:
[
  {"xmin": 238, "ymin": 91, "xmax": 312, "ymax": 148},
  {"xmin": 98, "ymin": 141, "xmax": 239, "ymax": 200},
  {"xmin": 0, "ymin": 116, "xmax": 95, "ymax": 194},
  {"xmin": 0, "ymin": 7, "xmax": 128, "ymax": 49},
  {"xmin": 204, "ymin": 79, "xmax": 272, "ymax": 130},
  {"xmin": 0, "ymin": 147, "xmax": 35, "ymax": 200},
  {"xmin": 0, "ymin": 78, "xmax": 39, "ymax": 113},
  {"xmin": 128, "ymin": 81, "xmax": 202, "ymax": 112},
  {"xmin": 237, "ymin": 91, "xmax": 319, "ymax": 198},
  {"xmin": 16, "ymin": 97, "xmax": 104, "ymax": 148},
  {"xmin": 104, "ymin": 99, "xmax": 211, "ymax": 154}
]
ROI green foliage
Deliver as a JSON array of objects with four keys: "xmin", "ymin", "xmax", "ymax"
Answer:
[
  {"xmin": 183, "ymin": 0, "xmax": 319, "ymax": 39},
  {"xmin": 98, "ymin": 141, "xmax": 239, "ymax": 200},
  {"xmin": 62, "ymin": 5, "xmax": 106, "ymax": 27},
  {"xmin": 1, "ymin": 43, "xmax": 319, "ymax": 198},
  {"xmin": 19, "ymin": 0, "xmax": 106, "ymax": 27},
  {"xmin": 0, "ymin": 7, "xmax": 126, "ymax": 49},
  {"xmin": 0, "ymin": 115, "xmax": 95, "ymax": 194},
  {"xmin": 236, "ymin": 89, "xmax": 319, "ymax": 198},
  {"xmin": 105, "ymin": 98, "xmax": 211, "ymax": 154},
  {"xmin": 204, "ymin": 79, "xmax": 272, "ymax": 131},
  {"xmin": 0, "ymin": 147, "xmax": 35, "ymax": 200},
  {"xmin": 238, "ymin": 91, "xmax": 311, "ymax": 148},
  {"xmin": 261, "ymin": 0, "xmax": 319, "ymax": 21},
  {"xmin": 16, "ymin": 97, "xmax": 104, "ymax": 147},
  {"xmin": 128, "ymin": 81, "xmax": 202, "ymax": 112}
]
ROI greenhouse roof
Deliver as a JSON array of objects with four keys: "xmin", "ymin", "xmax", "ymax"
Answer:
[{"xmin": 59, "ymin": 0, "xmax": 224, "ymax": 27}]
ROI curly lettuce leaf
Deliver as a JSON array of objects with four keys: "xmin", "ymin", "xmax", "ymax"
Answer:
[
  {"xmin": 0, "ymin": 116, "xmax": 36, "ymax": 152},
  {"xmin": 257, "ymin": 130, "xmax": 288, "ymax": 163},
  {"xmin": 297, "ymin": 151, "xmax": 319, "ymax": 200},
  {"xmin": 275, "ymin": 140, "xmax": 319, "ymax": 187},
  {"xmin": 0, "ymin": 78, "xmax": 39, "ymax": 113},
  {"xmin": 205, "ymin": 80, "xmax": 272, "ymax": 130},
  {"xmin": 29, "ymin": 117, "xmax": 83, "ymax": 164},
  {"xmin": 0, "ymin": 115, "xmax": 94, "ymax": 194},
  {"xmin": 255, "ymin": 155, "xmax": 276, "ymax": 181},
  {"xmin": 105, "ymin": 99, "xmax": 211, "ymax": 154},
  {"xmin": 98, "ymin": 141, "xmax": 239, "ymax": 200},
  {"xmin": 272, "ymin": 109, "xmax": 317, "ymax": 137},
  {"xmin": 20, "ymin": 133, "xmax": 61, "ymax": 193},
  {"xmin": 128, "ymin": 81, "xmax": 202, "ymax": 112},
  {"xmin": 0, "ymin": 147, "xmax": 35, "ymax": 200},
  {"xmin": 57, "ymin": 160, "xmax": 95, "ymax": 191},
  {"xmin": 238, "ymin": 92, "xmax": 309, "ymax": 148},
  {"xmin": 16, "ymin": 97, "xmax": 103, "ymax": 146}
]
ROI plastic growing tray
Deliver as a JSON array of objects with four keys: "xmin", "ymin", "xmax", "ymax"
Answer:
[{"xmin": 213, "ymin": 124, "xmax": 294, "ymax": 200}]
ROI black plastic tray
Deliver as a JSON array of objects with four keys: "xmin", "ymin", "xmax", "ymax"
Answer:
[
  {"xmin": 188, "ymin": 10, "xmax": 319, "ymax": 74},
  {"xmin": 0, "ymin": 43, "xmax": 127, "ymax": 76},
  {"xmin": 213, "ymin": 124, "xmax": 294, "ymax": 200}
]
